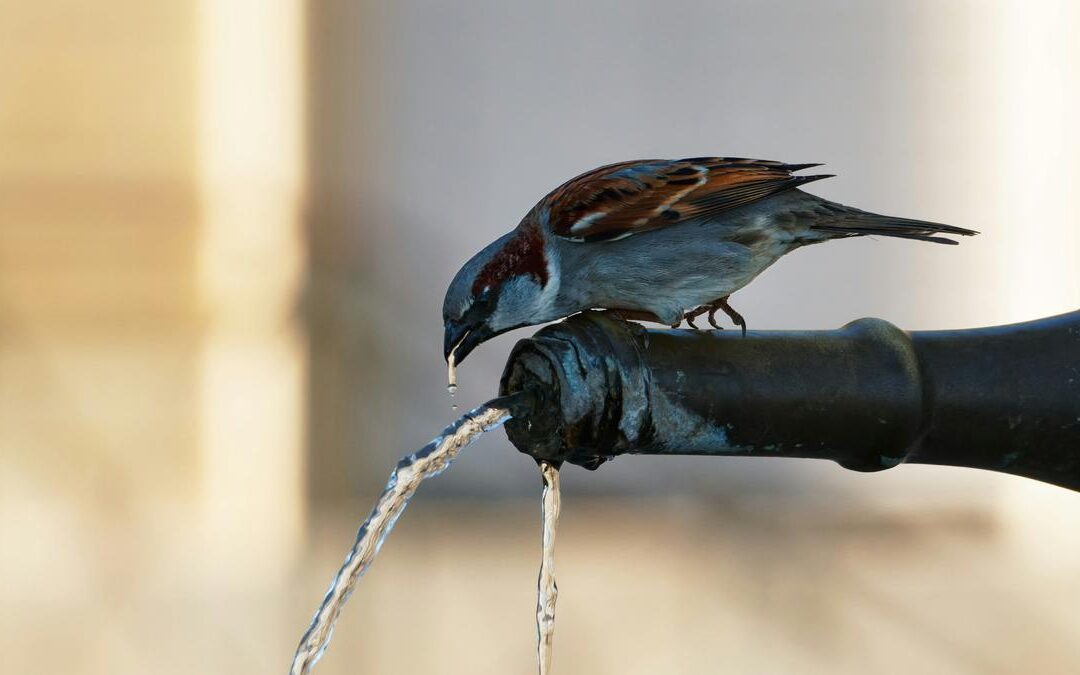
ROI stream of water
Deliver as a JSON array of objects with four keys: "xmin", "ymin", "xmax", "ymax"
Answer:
[
  {"xmin": 536, "ymin": 460, "xmax": 561, "ymax": 675},
  {"xmin": 289, "ymin": 399, "xmax": 516, "ymax": 675}
]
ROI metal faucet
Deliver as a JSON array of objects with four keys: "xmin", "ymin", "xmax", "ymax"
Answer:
[{"xmin": 499, "ymin": 310, "xmax": 1080, "ymax": 490}]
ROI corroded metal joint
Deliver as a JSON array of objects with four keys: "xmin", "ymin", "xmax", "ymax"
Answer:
[
  {"xmin": 499, "ymin": 312, "xmax": 652, "ymax": 468},
  {"xmin": 499, "ymin": 310, "xmax": 1080, "ymax": 490}
]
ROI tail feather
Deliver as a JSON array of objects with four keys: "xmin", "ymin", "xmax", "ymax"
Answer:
[{"xmin": 810, "ymin": 209, "xmax": 978, "ymax": 246}]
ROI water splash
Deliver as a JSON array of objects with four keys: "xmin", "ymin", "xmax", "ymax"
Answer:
[
  {"xmin": 536, "ymin": 460, "xmax": 561, "ymax": 675},
  {"xmin": 290, "ymin": 399, "xmax": 516, "ymax": 675}
]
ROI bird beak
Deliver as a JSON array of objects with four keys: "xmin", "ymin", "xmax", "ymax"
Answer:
[{"xmin": 443, "ymin": 320, "xmax": 491, "ymax": 365}]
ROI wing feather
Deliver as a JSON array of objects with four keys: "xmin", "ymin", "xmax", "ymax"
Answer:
[{"xmin": 544, "ymin": 157, "xmax": 832, "ymax": 242}]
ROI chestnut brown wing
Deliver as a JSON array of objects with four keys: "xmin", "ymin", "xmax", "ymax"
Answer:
[{"xmin": 545, "ymin": 157, "xmax": 832, "ymax": 242}]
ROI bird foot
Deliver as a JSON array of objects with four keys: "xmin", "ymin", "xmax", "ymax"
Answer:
[{"xmin": 684, "ymin": 296, "xmax": 747, "ymax": 336}]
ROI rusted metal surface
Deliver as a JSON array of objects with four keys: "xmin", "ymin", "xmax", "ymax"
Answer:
[{"xmin": 499, "ymin": 310, "xmax": 1080, "ymax": 490}]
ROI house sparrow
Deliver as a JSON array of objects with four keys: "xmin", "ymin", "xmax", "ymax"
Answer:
[{"xmin": 443, "ymin": 157, "xmax": 976, "ymax": 372}]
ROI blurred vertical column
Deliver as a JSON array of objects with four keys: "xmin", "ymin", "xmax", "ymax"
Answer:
[
  {"xmin": 0, "ymin": 1, "xmax": 206, "ymax": 616},
  {"xmin": 986, "ymin": 0, "xmax": 1080, "ymax": 318},
  {"xmin": 975, "ymin": 0, "xmax": 1080, "ymax": 571},
  {"xmin": 303, "ymin": 1, "xmax": 398, "ymax": 506},
  {"xmin": 197, "ymin": 0, "xmax": 306, "ymax": 585},
  {"xmin": 918, "ymin": 0, "xmax": 1080, "ymax": 566},
  {"xmin": 899, "ymin": 0, "xmax": 1080, "ymax": 535}
]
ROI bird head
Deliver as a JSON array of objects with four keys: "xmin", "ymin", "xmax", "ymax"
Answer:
[{"xmin": 442, "ymin": 225, "xmax": 556, "ymax": 366}]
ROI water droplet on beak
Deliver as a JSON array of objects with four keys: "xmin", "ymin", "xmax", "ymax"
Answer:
[{"xmin": 447, "ymin": 333, "xmax": 465, "ymax": 411}]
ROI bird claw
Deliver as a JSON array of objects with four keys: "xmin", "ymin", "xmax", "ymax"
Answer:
[
  {"xmin": 679, "ymin": 299, "xmax": 748, "ymax": 335},
  {"xmin": 716, "ymin": 298, "xmax": 748, "ymax": 337},
  {"xmin": 685, "ymin": 297, "xmax": 748, "ymax": 336}
]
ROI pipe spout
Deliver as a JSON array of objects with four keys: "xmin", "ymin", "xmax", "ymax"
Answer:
[{"xmin": 499, "ymin": 310, "xmax": 1080, "ymax": 490}]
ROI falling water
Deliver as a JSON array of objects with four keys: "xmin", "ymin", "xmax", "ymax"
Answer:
[
  {"xmin": 536, "ymin": 460, "xmax": 561, "ymax": 675},
  {"xmin": 447, "ymin": 350, "xmax": 459, "ymax": 396},
  {"xmin": 447, "ymin": 341, "xmax": 461, "ymax": 409},
  {"xmin": 289, "ymin": 398, "xmax": 518, "ymax": 675}
]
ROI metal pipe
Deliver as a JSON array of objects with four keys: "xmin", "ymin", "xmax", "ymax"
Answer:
[{"xmin": 499, "ymin": 310, "xmax": 1080, "ymax": 490}]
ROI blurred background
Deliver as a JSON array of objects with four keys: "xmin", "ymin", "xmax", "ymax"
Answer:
[{"xmin": 2, "ymin": 0, "xmax": 1080, "ymax": 673}]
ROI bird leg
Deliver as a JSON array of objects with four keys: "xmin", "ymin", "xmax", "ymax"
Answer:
[{"xmin": 705, "ymin": 296, "xmax": 747, "ymax": 336}]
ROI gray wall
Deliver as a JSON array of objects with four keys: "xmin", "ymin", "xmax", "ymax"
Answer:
[{"xmin": 305, "ymin": 0, "xmax": 1079, "ymax": 501}]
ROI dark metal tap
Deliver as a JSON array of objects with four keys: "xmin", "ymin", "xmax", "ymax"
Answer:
[{"xmin": 499, "ymin": 310, "xmax": 1080, "ymax": 490}]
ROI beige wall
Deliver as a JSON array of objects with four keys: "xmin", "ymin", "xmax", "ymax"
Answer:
[
  {"xmin": 0, "ymin": 0, "xmax": 305, "ymax": 608},
  {"xmin": 0, "ymin": 2, "xmax": 201, "ymax": 517}
]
